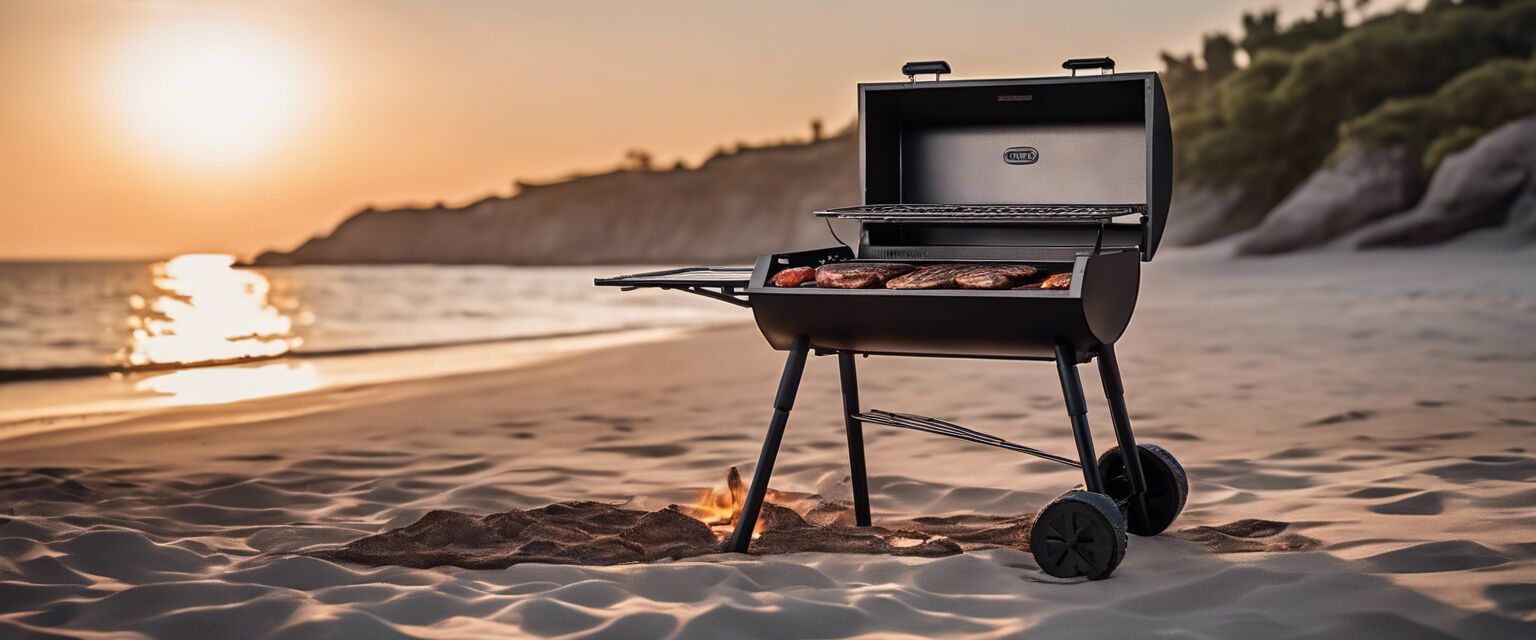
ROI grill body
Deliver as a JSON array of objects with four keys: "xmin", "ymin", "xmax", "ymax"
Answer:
[{"xmin": 747, "ymin": 247, "xmax": 1139, "ymax": 362}]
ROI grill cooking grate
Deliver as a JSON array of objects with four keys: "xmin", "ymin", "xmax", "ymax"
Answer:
[{"xmin": 816, "ymin": 203, "xmax": 1144, "ymax": 222}]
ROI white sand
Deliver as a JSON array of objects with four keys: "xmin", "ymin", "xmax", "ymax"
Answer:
[{"xmin": 1, "ymin": 248, "xmax": 1534, "ymax": 638}]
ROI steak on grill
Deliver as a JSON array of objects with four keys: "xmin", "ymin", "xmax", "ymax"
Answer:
[
  {"xmin": 1040, "ymin": 272, "xmax": 1072, "ymax": 289},
  {"xmin": 814, "ymin": 262, "xmax": 915, "ymax": 289},
  {"xmin": 885, "ymin": 264, "xmax": 971, "ymax": 289},
  {"xmin": 955, "ymin": 264, "xmax": 1041, "ymax": 289},
  {"xmin": 1015, "ymin": 272, "xmax": 1073, "ymax": 290},
  {"xmin": 771, "ymin": 267, "xmax": 816, "ymax": 288}
]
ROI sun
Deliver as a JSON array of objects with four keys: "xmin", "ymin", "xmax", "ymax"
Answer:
[{"xmin": 102, "ymin": 21, "xmax": 311, "ymax": 170}]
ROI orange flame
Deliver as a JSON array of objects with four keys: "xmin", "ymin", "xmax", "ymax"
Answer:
[
  {"xmin": 683, "ymin": 467, "xmax": 780, "ymax": 539},
  {"xmin": 693, "ymin": 466, "xmax": 746, "ymax": 525}
]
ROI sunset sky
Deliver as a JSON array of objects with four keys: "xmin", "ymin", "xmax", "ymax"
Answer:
[{"xmin": 1, "ymin": 0, "xmax": 1331, "ymax": 260}]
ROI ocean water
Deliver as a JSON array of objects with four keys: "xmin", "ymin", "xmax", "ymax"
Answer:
[{"xmin": 0, "ymin": 255, "xmax": 742, "ymax": 379}]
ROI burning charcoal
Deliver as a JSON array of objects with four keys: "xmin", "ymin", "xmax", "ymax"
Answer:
[
  {"xmin": 814, "ymin": 262, "xmax": 914, "ymax": 289},
  {"xmin": 955, "ymin": 264, "xmax": 1040, "ymax": 289},
  {"xmin": 1039, "ymin": 272, "xmax": 1072, "ymax": 289},
  {"xmin": 885, "ymin": 264, "xmax": 970, "ymax": 289},
  {"xmin": 771, "ymin": 266, "xmax": 815, "ymax": 288}
]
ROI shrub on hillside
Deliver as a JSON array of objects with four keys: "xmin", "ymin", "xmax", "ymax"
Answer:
[
  {"xmin": 1164, "ymin": 0, "xmax": 1536, "ymax": 227},
  {"xmin": 1343, "ymin": 57, "xmax": 1536, "ymax": 169}
]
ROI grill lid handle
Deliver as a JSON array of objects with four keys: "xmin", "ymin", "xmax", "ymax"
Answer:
[
  {"xmin": 1062, "ymin": 57, "xmax": 1116, "ymax": 76},
  {"xmin": 901, "ymin": 60, "xmax": 951, "ymax": 81}
]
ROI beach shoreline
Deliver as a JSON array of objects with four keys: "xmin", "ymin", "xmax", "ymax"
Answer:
[
  {"xmin": 0, "ymin": 324, "xmax": 730, "ymax": 444},
  {"xmin": 1, "ymin": 248, "xmax": 1534, "ymax": 637}
]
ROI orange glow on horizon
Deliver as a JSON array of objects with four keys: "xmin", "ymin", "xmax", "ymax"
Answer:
[{"xmin": 0, "ymin": 0, "xmax": 1329, "ymax": 260}]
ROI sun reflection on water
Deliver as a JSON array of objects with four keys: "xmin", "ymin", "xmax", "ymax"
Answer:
[
  {"xmin": 133, "ymin": 362, "xmax": 321, "ymax": 406},
  {"xmin": 120, "ymin": 254, "xmax": 299, "ymax": 367}
]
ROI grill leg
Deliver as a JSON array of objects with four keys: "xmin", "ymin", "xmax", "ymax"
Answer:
[
  {"xmin": 1097, "ymin": 343, "xmax": 1151, "ymax": 526},
  {"xmin": 726, "ymin": 335, "xmax": 811, "ymax": 553},
  {"xmin": 838, "ymin": 352, "xmax": 872, "ymax": 527},
  {"xmin": 1054, "ymin": 343, "xmax": 1103, "ymax": 493}
]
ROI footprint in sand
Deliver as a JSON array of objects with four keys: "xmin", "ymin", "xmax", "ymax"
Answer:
[
  {"xmin": 691, "ymin": 434, "xmax": 750, "ymax": 442},
  {"xmin": 1366, "ymin": 491, "xmax": 1446, "ymax": 516},
  {"xmin": 1265, "ymin": 447, "xmax": 1323, "ymax": 460},
  {"xmin": 1363, "ymin": 540, "xmax": 1509, "ymax": 574},
  {"xmin": 216, "ymin": 454, "xmax": 283, "ymax": 462},
  {"xmin": 1487, "ymin": 583, "xmax": 1536, "ymax": 615},
  {"xmin": 1305, "ymin": 410, "xmax": 1375, "ymax": 427},
  {"xmin": 1173, "ymin": 518, "xmax": 1321, "ymax": 553},
  {"xmin": 584, "ymin": 444, "xmax": 690, "ymax": 458},
  {"xmin": 1142, "ymin": 429, "xmax": 1202, "ymax": 441},
  {"xmin": 1424, "ymin": 456, "xmax": 1536, "ymax": 483},
  {"xmin": 1344, "ymin": 486, "xmax": 1417, "ymax": 500}
]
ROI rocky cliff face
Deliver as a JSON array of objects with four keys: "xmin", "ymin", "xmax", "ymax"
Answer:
[
  {"xmin": 1237, "ymin": 146, "xmax": 1424, "ymax": 256},
  {"xmin": 256, "ymin": 135, "xmax": 859, "ymax": 266},
  {"xmin": 1354, "ymin": 116, "xmax": 1536, "ymax": 249}
]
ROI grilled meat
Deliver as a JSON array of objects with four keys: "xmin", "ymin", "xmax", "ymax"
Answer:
[
  {"xmin": 885, "ymin": 264, "xmax": 971, "ymax": 289},
  {"xmin": 771, "ymin": 266, "xmax": 816, "ymax": 288},
  {"xmin": 955, "ymin": 264, "xmax": 1041, "ymax": 289},
  {"xmin": 1038, "ymin": 272, "xmax": 1073, "ymax": 289},
  {"xmin": 1014, "ymin": 272, "xmax": 1071, "ymax": 290},
  {"xmin": 814, "ymin": 262, "xmax": 915, "ymax": 289}
]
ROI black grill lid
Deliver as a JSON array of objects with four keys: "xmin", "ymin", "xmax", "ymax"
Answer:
[{"xmin": 851, "ymin": 60, "xmax": 1173, "ymax": 260}]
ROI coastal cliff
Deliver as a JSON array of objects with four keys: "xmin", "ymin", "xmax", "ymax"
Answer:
[{"xmin": 255, "ymin": 135, "xmax": 858, "ymax": 266}]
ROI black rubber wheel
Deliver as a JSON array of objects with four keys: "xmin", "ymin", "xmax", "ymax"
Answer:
[
  {"xmin": 1096, "ymin": 443, "xmax": 1188, "ymax": 536},
  {"xmin": 1030, "ymin": 490, "xmax": 1127, "ymax": 580}
]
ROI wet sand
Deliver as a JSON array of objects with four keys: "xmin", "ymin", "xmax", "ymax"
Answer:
[{"xmin": 1, "ymin": 248, "xmax": 1534, "ymax": 638}]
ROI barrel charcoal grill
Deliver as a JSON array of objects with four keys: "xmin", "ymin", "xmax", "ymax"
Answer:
[{"xmin": 597, "ymin": 58, "xmax": 1187, "ymax": 580}]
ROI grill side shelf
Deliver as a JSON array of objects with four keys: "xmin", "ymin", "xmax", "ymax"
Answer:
[{"xmin": 594, "ymin": 266, "xmax": 752, "ymax": 308}]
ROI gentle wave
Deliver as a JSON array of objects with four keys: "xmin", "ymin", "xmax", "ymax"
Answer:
[
  {"xmin": 0, "ymin": 259, "xmax": 745, "ymax": 380},
  {"xmin": 0, "ymin": 325, "xmax": 715, "ymax": 384}
]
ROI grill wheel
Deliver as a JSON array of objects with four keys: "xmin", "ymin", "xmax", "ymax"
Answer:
[
  {"xmin": 1030, "ymin": 490, "xmax": 1127, "ymax": 580},
  {"xmin": 1096, "ymin": 443, "xmax": 1188, "ymax": 536}
]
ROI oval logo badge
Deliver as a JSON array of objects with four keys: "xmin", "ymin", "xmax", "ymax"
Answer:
[{"xmin": 1004, "ymin": 146, "xmax": 1039, "ymax": 165}]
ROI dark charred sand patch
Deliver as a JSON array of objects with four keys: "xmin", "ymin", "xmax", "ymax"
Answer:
[{"xmin": 313, "ymin": 500, "xmax": 974, "ymax": 570}]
